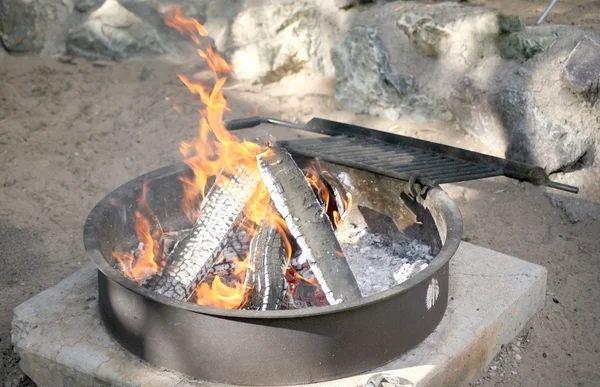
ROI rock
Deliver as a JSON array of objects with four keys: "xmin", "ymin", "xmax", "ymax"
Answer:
[
  {"xmin": 545, "ymin": 167, "xmax": 600, "ymax": 223},
  {"xmin": 498, "ymin": 15, "xmax": 525, "ymax": 34},
  {"xmin": 74, "ymin": 0, "xmax": 101, "ymax": 13},
  {"xmin": 229, "ymin": 0, "xmax": 341, "ymax": 83},
  {"xmin": 562, "ymin": 36, "xmax": 600, "ymax": 103},
  {"xmin": 449, "ymin": 57, "xmax": 594, "ymax": 173},
  {"xmin": 128, "ymin": 0, "xmax": 207, "ymax": 24},
  {"xmin": 499, "ymin": 89, "xmax": 593, "ymax": 173},
  {"xmin": 0, "ymin": 0, "xmax": 47, "ymax": 53},
  {"xmin": 331, "ymin": 26, "xmax": 449, "ymax": 121},
  {"xmin": 499, "ymin": 26, "xmax": 558, "ymax": 60},
  {"xmin": 334, "ymin": 0, "xmax": 374, "ymax": 10},
  {"xmin": 396, "ymin": 2, "xmax": 500, "ymax": 68},
  {"xmin": 66, "ymin": 0, "xmax": 169, "ymax": 60},
  {"xmin": 448, "ymin": 57, "xmax": 512, "ymax": 149},
  {"xmin": 365, "ymin": 373, "xmax": 414, "ymax": 387}
]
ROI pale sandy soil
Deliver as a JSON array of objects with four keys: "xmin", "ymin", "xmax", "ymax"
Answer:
[{"xmin": 1, "ymin": 1, "xmax": 599, "ymax": 386}]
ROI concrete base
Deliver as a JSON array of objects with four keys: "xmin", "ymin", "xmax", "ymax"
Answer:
[{"xmin": 11, "ymin": 242, "xmax": 547, "ymax": 387}]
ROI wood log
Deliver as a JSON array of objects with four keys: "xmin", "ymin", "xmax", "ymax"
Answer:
[
  {"xmin": 256, "ymin": 147, "xmax": 362, "ymax": 304},
  {"xmin": 145, "ymin": 164, "xmax": 261, "ymax": 301},
  {"xmin": 246, "ymin": 221, "xmax": 286, "ymax": 310},
  {"xmin": 159, "ymin": 229, "xmax": 192, "ymax": 258},
  {"xmin": 221, "ymin": 226, "xmax": 252, "ymax": 262}
]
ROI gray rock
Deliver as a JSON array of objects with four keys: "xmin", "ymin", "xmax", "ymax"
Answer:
[
  {"xmin": 546, "ymin": 185, "xmax": 600, "ymax": 223},
  {"xmin": 334, "ymin": 0, "xmax": 374, "ymax": 10},
  {"xmin": 66, "ymin": 0, "xmax": 169, "ymax": 60},
  {"xmin": 331, "ymin": 26, "xmax": 449, "ymax": 121},
  {"xmin": 499, "ymin": 89, "xmax": 593, "ymax": 173},
  {"xmin": 563, "ymin": 36, "xmax": 600, "ymax": 103},
  {"xmin": 396, "ymin": 2, "xmax": 500, "ymax": 64},
  {"xmin": 74, "ymin": 0, "xmax": 101, "ymax": 13},
  {"xmin": 449, "ymin": 58, "xmax": 594, "ymax": 173},
  {"xmin": 498, "ymin": 15, "xmax": 525, "ymax": 34},
  {"xmin": 229, "ymin": 0, "xmax": 340, "ymax": 83},
  {"xmin": 449, "ymin": 68, "xmax": 510, "ymax": 150},
  {"xmin": 499, "ymin": 26, "xmax": 558, "ymax": 60},
  {"xmin": 366, "ymin": 373, "xmax": 414, "ymax": 387},
  {"xmin": 0, "ymin": 0, "xmax": 47, "ymax": 53}
]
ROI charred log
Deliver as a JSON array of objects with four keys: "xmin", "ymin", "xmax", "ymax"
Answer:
[
  {"xmin": 159, "ymin": 229, "xmax": 192, "ymax": 258},
  {"xmin": 246, "ymin": 221, "xmax": 286, "ymax": 310},
  {"xmin": 221, "ymin": 225, "xmax": 252, "ymax": 262},
  {"xmin": 256, "ymin": 147, "xmax": 362, "ymax": 304},
  {"xmin": 145, "ymin": 165, "xmax": 261, "ymax": 301}
]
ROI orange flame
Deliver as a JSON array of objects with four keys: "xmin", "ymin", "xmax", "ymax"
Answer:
[
  {"xmin": 113, "ymin": 8, "xmax": 352, "ymax": 310},
  {"xmin": 169, "ymin": 18, "xmax": 262, "ymax": 222},
  {"xmin": 112, "ymin": 182, "xmax": 164, "ymax": 283},
  {"xmin": 305, "ymin": 165, "xmax": 331, "ymax": 213},
  {"xmin": 164, "ymin": 8, "xmax": 290, "ymax": 309},
  {"xmin": 304, "ymin": 164, "xmax": 352, "ymax": 232},
  {"xmin": 164, "ymin": 7, "xmax": 208, "ymax": 44},
  {"xmin": 195, "ymin": 256, "xmax": 251, "ymax": 309}
]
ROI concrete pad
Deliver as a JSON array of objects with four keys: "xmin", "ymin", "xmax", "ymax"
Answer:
[{"xmin": 11, "ymin": 242, "xmax": 547, "ymax": 387}]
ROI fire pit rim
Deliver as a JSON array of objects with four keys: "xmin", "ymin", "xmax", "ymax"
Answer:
[{"xmin": 83, "ymin": 161, "xmax": 463, "ymax": 319}]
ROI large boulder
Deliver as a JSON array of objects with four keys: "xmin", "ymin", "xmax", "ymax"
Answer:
[
  {"xmin": 66, "ymin": 0, "xmax": 170, "ymax": 60},
  {"xmin": 498, "ymin": 25, "xmax": 558, "ymax": 60},
  {"xmin": 499, "ymin": 88, "xmax": 594, "ymax": 173},
  {"xmin": 0, "ymin": 0, "xmax": 48, "ymax": 53},
  {"xmin": 228, "ymin": 0, "xmax": 343, "ymax": 83},
  {"xmin": 74, "ymin": 0, "xmax": 102, "ymax": 13},
  {"xmin": 449, "ymin": 57, "xmax": 594, "ymax": 173},
  {"xmin": 396, "ymin": 2, "xmax": 502, "ymax": 74},
  {"xmin": 333, "ymin": 0, "xmax": 373, "ymax": 10},
  {"xmin": 0, "ymin": 0, "xmax": 74, "ymax": 55},
  {"xmin": 331, "ymin": 25, "xmax": 449, "ymax": 121},
  {"xmin": 562, "ymin": 36, "xmax": 600, "ymax": 103}
]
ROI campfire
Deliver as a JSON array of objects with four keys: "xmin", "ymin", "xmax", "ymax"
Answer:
[
  {"xmin": 81, "ymin": 8, "xmax": 576, "ymax": 385},
  {"xmin": 110, "ymin": 8, "xmax": 434, "ymax": 311}
]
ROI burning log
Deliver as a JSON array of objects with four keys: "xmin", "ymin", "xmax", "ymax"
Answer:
[
  {"xmin": 159, "ymin": 228, "xmax": 192, "ymax": 258},
  {"xmin": 256, "ymin": 147, "xmax": 362, "ymax": 304},
  {"xmin": 221, "ymin": 226, "xmax": 252, "ymax": 263},
  {"xmin": 145, "ymin": 165, "xmax": 261, "ymax": 301},
  {"xmin": 246, "ymin": 221, "xmax": 287, "ymax": 310}
]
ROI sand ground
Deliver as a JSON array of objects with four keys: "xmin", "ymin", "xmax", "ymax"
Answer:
[{"xmin": 1, "ymin": 1, "xmax": 599, "ymax": 386}]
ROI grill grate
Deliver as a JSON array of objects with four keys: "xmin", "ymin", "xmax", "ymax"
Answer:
[
  {"xmin": 223, "ymin": 116, "xmax": 579, "ymax": 194},
  {"xmin": 278, "ymin": 135, "xmax": 502, "ymax": 187}
]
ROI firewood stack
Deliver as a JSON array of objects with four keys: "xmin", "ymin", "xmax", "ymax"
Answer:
[{"xmin": 141, "ymin": 147, "xmax": 362, "ymax": 309}]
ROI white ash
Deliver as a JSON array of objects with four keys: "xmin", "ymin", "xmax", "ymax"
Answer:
[
  {"xmin": 336, "ymin": 172, "xmax": 354, "ymax": 190},
  {"xmin": 341, "ymin": 229, "xmax": 435, "ymax": 297}
]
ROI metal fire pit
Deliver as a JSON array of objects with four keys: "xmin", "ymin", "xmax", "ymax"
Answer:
[{"xmin": 83, "ymin": 155, "xmax": 463, "ymax": 386}]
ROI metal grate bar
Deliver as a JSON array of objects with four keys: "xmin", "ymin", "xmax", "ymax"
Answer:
[
  {"xmin": 223, "ymin": 116, "xmax": 579, "ymax": 194},
  {"xmin": 391, "ymin": 160, "xmax": 481, "ymax": 175},
  {"xmin": 280, "ymin": 135, "xmax": 501, "ymax": 187}
]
